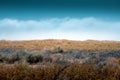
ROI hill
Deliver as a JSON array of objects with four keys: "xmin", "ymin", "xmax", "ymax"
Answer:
[{"xmin": 0, "ymin": 39, "xmax": 120, "ymax": 51}]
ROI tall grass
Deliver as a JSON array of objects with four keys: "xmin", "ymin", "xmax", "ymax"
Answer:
[{"xmin": 0, "ymin": 63, "xmax": 119, "ymax": 80}]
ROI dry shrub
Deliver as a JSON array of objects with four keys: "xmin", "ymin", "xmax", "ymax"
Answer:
[
  {"xmin": 32, "ymin": 64, "xmax": 63, "ymax": 80},
  {"xmin": 26, "ymin": 53, "xmax": 43, "ymax": 64},
  {"xmin": 58, "ymin": 63, "xmax": 97, "ymax": 80},
  {"xmin": 0, "ymin": 63, "xmax": 119, "ymax": 80}
]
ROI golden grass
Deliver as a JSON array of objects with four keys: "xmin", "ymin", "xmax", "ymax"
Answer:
[
  {"xmin": 0, "ymin": 39, "xmax": 120, "ymax": 51},
  {"xmin": 0, "ymin": 63, "xmax": 119, "ymax": 80}
]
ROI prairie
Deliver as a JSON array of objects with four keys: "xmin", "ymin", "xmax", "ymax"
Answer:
[{"xmin": 0, "ymin": 39, "xmax": 120, "ymax": 80}]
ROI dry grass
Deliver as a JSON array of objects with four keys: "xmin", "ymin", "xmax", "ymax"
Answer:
[
  {"xmin": 0, "ymin": 39, "xmax": 120, "ymax": 80},
  {"xmin": 0, "ymin": 63, "xmax": 119, "ymax": 80},
  {"xmin": 0, "ymin": 39, "xmax": 120, "ymax": 51}
]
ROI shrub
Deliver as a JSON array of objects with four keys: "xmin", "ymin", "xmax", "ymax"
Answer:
[
  {"xmin": 2, "ymin": 53, "xmax": 21, "ymax": 64},
  {"xmin": 26, "ymin": 53, "xmax": 43, "ymax": 64},
  {"xmin": 0, "ymin": 54, "xmax": 3, "ymax": 62},
  {"xmin": 53, "ymin": 46, "xmax": 64, "ymax": 53}
]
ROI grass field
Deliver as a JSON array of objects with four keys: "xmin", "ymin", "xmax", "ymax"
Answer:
[
  {"xmin": 0, "ymin": 39, "xmax": 120, "ymax": 80},
  {"xmin": 0, "ymin": 39, "xmax": 120, "ymax": 51}
]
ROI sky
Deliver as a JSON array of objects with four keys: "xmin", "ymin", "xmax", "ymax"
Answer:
[{"xmin": 0, "ymin": 0, "xmax": 120, "ymax": 41}]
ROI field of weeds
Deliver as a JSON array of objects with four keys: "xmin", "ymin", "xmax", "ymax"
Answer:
[{"xmin": 0, "ymin": 40, "xmax": 120, "ymax": 80}]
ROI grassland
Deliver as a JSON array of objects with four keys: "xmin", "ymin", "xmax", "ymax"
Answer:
[
  {"xmin": 0, "ymin": 39, "xmax": 120, "ymax": 51},
  {"xmin": 0, "ymin": 39, "xmax": 120, "ymax": 80}
]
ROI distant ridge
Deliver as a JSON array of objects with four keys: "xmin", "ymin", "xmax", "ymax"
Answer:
[{"xmin": 0, "ymin": 39, "xmax": 120, "ymax": 51}]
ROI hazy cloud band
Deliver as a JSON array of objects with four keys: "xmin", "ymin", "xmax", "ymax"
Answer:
[{"xmin": 0, "ymin": 17, "xmax": 120, "ymax": 41}]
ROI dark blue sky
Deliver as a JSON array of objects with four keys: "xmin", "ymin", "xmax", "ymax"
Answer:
[{"xmin": 0, "ymin": 0, "xmax": 120, "ymax": 20}]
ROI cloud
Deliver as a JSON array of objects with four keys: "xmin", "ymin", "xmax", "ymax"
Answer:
[{"xmin": 0, "ymin": 17, "xmax": 120, "ymax": 41}]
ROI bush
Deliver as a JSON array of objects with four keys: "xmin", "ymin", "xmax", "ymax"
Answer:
[
  {"xmin": 53, "ymin": 46, "xmax": 63, "ymax": 53},
  {"xmin": 26, "ymin": 53, "xmax": 43, "ymax": 64},
  {"xmin": 2, "ymin": 53, "xmax": 21, "ymax": 64},
  {"xmin": 0, "ymin": 54, "xmax": 3, "ymax": 62}
]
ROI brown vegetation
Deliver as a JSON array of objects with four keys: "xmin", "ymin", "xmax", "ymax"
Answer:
[
  {"xmin": 0, "ymin": 63, "xmax": 119, "ymax": 80},
  {"xmin": 0, "ymin": 39, "xmax": 120, "ymax": 51},
  {"xmin": 0, "ymin": 39, "xmax": 120, "ymax": 80}
]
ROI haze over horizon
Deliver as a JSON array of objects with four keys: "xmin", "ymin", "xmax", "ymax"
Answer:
[{"xmin": 0, "ymin": 0, "xmax": 120, "ymax": 41}]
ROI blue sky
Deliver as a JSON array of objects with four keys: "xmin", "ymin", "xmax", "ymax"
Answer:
[{"xmin": 0, "ymin": 0, "xmax": 120, "ymax": 41}]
